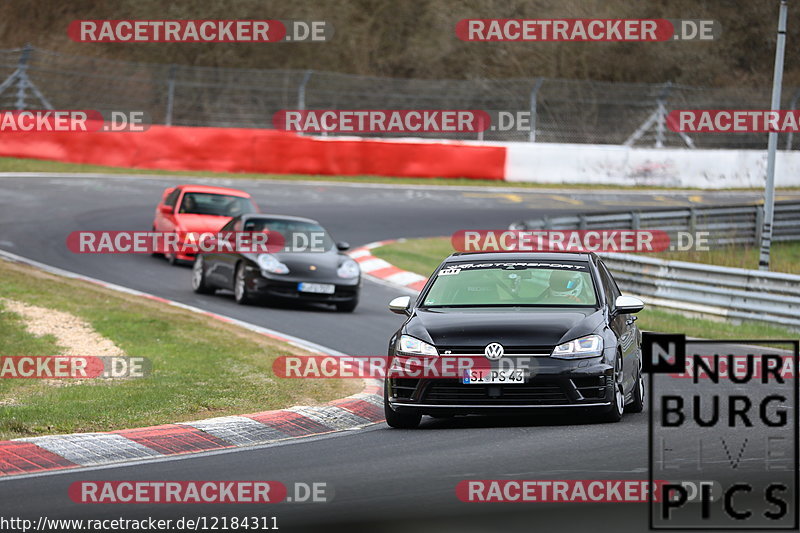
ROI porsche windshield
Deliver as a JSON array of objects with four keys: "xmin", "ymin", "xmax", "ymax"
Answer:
[
  {"xmin": 243, "ymin": 218, "xmax": 336, "ymax": 252},
  {"xmin": 422, "ymin": 262, "xmax": 598, "ymax": 307}
]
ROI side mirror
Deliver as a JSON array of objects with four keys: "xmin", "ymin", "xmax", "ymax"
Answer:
[
  {"xmin": 388, "ymin": 295, "xmax": 412, "ymax": 315},
  {"xmin": 336, "ymin": 241, "xmax": 350, "ymax": 251},
  {"xmin": 615, "ymin": 295, "xmax": 644, "ymax": 314},
  {"xmin": 159, "ymin": 204, "xmax": 173, "ymax": 215}
]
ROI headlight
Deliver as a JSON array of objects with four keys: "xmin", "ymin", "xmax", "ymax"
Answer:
[
  {"xmin": 257, "ymin": 254, "xmax": 289, "ymax": 274},
  {"xmin": 337, "ymin": 258, "xmax": 360, "ymax": 279},
  {"xmin": 398, "ymin": 335, "xmax": 438, "ymax": 356},
  {"xmin": 551, "ymin": 334, "xmax": 603, "ymax": 359}
]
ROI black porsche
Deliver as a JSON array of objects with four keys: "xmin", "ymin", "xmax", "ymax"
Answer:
[
  {"xmin": 384, "ymin": 251, "xmax": 645, "ymax": 428},
  {"xmin": 192, "ymin": 214, "xmax": 360, "ymax": 312}
]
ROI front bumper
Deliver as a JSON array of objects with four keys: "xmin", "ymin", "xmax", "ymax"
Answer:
[
  {"xmin": 387, "ymin": 359, "xmax": 614, "ymax": 415},
  {"xmin": 247, "ymin": 270, "xmax": 359, "ymax": 303}
]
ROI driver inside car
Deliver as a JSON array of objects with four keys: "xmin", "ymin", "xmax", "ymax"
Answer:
[
  {"xmin": 539, "ymin": 270, "xmax": 593, "ymax": 304},
  {"xmin": 179, "ymin": 195, "xmax": 197, "ymax": 214}
]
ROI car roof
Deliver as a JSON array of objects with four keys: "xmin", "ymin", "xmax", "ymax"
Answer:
[
  {"xmin": 241, "ymin": 213, "xmax": 319, "ymax": 225},
  {"xmin": 444, "ymin": 251, "xmax": 594, "ymax": 263},
  {"xmin": 177, "ymin": 184, "xmax": 251, "ymax": 197}
]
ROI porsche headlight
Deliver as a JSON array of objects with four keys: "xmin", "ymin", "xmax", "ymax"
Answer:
[
  {"xmin": 257, "ymin": 254, "xmax": 289, "ymax": 274},
  {"xmin": 337, "ymin": 258, "xmax": 360, "ymax": 279},
  {"xmin": 551, "ymin": 334, "xmax": 603, "ymax": 359},
  {"xmin": 398, "ymin": 335, "xmax": 438, "ymax": 356}
]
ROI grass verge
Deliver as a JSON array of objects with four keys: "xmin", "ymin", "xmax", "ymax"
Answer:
[
  {"xmin": 652, "ymin": 242, "xmax": 800, "ymax": 274},
  {"xmin": 371, "ymin": 236, "xmax": 800, "ymax": 338},
  {"xmin": 0, "ymin": 155, "xmax": 790, "ymax": 191},
  {"xmin": 0, "ymin": 259, "xmax": 358, "ymax": 441}
]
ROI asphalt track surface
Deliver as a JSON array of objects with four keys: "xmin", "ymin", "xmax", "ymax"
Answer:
[{"xmin": 0, "ymin": 175, "xmax": 797, "ymax": 532}]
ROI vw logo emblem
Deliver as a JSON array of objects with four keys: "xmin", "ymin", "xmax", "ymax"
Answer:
[{"xmin": 484, "ymin": 342, "xmax": 505, "ymax": 360}]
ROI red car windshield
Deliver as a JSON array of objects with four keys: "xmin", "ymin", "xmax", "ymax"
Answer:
[{"xmin": 178, "ymin": 193, "xmax": 255, "ymax": 217}]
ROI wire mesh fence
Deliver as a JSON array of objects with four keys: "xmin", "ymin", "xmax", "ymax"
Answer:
[{"xmin": 1, "ymin": 45, "xmax": 797, "ymax": 149}]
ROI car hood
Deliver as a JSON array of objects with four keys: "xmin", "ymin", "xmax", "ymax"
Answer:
[
  {"xmin": 271, "ymin": 249, "xmax": 347, "ymax": 279},
  {"xmin": 173, "ymin": 214, "xmax": 231, "ymax": 233},
  {"xmin": 404, "ymin": 307, "xmax": 605, "ymax": 348}
]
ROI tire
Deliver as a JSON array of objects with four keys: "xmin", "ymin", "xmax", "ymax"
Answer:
[
  {"xmin": 335, "ymin": 297, "xmax": 358, "ymax": 313},
  {"xmin": 601, "ymin": 354, "xmax": 625, "ymax": 423},
  {"xmin": 383, "ymin": 381, "xmax": 421, "ymax": 429},
  {"xmin": 234, "ymin": 262, "xmax": 254, "ymax": 305},
  {"xmin": 191, "ymin": 255, "xmax": 215, "ymax": 294},
  {"xmin": 625, "ymin": 361, "xmax": 645, "ymax": 413}
]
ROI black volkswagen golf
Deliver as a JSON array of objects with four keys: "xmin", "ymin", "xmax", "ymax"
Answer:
[
  {"xmin": 384, "ymin": 252, "xmax": 645, "ymax": 428},
  {"xmin": 192, "ymin": 214, "xmax": 360, "ymax": 311}
]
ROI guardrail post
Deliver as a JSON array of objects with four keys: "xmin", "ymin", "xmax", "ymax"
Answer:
[
  {"xmin": 755, "ymin": 205, "xmax": 764, "ymax": 246},
  {"xmin": 785, "ymin": 87, "xmax": 800, "ymax": 150},
  {"xmin": 631, "ymin": 212, "xmax": 640, "ymax": 230},
  {"xmin": 654, "ymin": 82, "xmax": 672, "ymax": 148},
  {"xmin": 578, "ymin": 215, "xmax": 587, "ymax": 230},
  {"xmin": 15, "ymin": 44, "xmax": 33, "ymax": 110},
  {"xmin": 543, "ymin": 216, "xmax": 552, "ymax": 230},
  {"xmin": 0, "ymin": 44, "xmax": 52, "ymax": 111},
  {"xmin": 165, "ymin": 64, "xmax": 176, "ymax": 126},
  {"xmin": 688, "ymin": 207, "xmax": 697, "ymax": 233},
  {"xmin": 297, "ymin": 70, "xmax": 313, "ymax": 111},
  {"xmin": 528, "ymin": 77, "xmax": 545, "ymax": 142}
]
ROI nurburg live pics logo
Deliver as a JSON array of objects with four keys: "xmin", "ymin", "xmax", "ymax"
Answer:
[{"xmin": 644, "ymin": 333, "xmax": 798, "ymax": 530}]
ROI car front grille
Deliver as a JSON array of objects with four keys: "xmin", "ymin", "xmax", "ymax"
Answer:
[
  {"xmin": 418, "ymin": 376, "xmax": 606, "ymax": 406},
  {"xmin": 436, "ymin": 345, "xmax": 553, "ymax": 357}
]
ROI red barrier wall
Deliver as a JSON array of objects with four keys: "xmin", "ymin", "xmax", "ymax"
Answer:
[{"xmin": 0, "ymin": 124, "xmax": 506, "ymax": 180}]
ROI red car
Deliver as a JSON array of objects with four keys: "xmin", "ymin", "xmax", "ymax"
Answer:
[{"xmin": 152, "ymin": 184, "xmax": 258, "ymax": 264}]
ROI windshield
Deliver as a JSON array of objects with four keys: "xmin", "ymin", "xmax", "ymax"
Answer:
[
  {"xmin": 178, "ymin": 192, "xmax": 255, "ymax": 217},
  {"xmin": 242, "ymin": 218, "xmax": 335, "ymax": 252},
  {"xmin": 422, "ymin": 261, "xmax": 597, "ymax": 307}
]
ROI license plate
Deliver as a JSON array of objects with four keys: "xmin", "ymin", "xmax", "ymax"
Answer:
[
  {"xmin": 462, "ymin": 369, "xmax": 526, "ymax": 384},
  {"xmin": 298, "ymin": 282, "xmax": 335, "ymax": 294}
]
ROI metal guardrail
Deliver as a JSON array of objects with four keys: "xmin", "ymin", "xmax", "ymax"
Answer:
[
  {"xmin": 510, "ymin": 201, "xmax": 800, "ymax": 246},
  {"xmin": 601, "ymin": 254, "xmax": 800, "ymax": 329},
  {"xmin": 509, "ymin": 201, "xmax": 800, "ymax": 329}
]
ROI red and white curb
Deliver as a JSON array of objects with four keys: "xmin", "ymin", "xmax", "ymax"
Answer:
[
  {"xmin": 349, "ymin": 239, "xmax": 429, "ymax": 292},
  {"xmin": 0, "ymin": 249, "xmax": 383, "ymax": 477}
]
